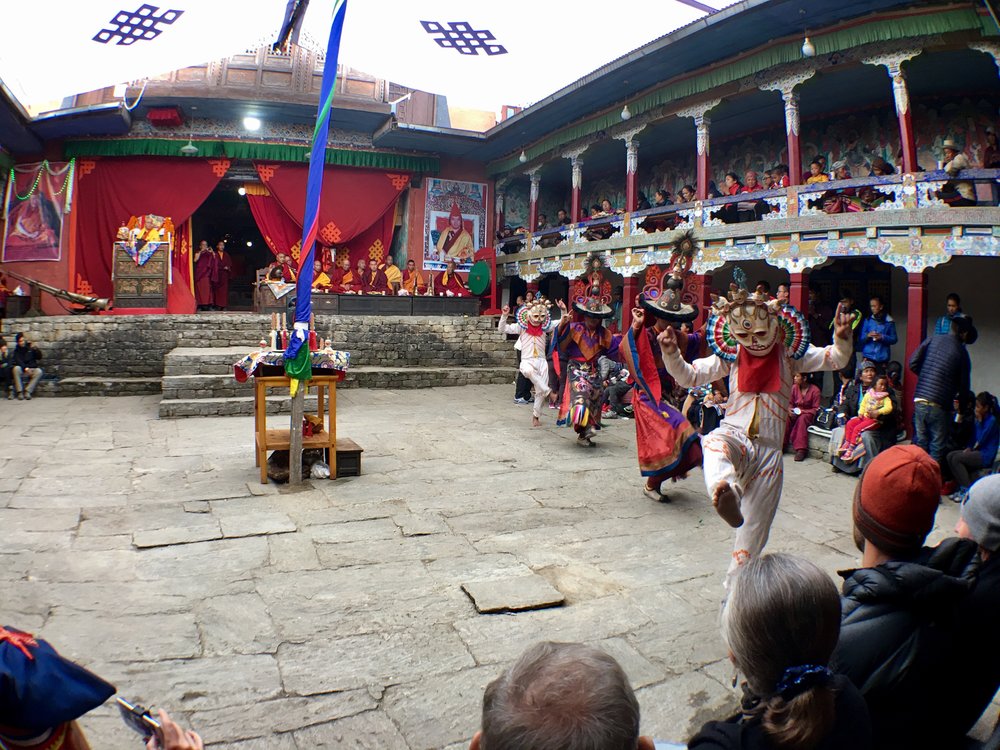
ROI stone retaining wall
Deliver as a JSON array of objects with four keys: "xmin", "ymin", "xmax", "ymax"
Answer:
[{"xmin": 1, "ymin": 314, "xmax": 514, "ymax": 382}]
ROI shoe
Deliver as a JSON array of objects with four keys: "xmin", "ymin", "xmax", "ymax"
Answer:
[
  {"xmin": 794, "ymin": 449, "xmax": 807, "ymax": 462},
  {"xmin": 941, "ymin": 481, "xmax": 957, "ymax": 495},
  {"xmin": 604, "ymin": 412, "xmax": 619, "ymax": 420},
  {"xmin": 24, "ymin": 393, "xmax": 31, "ymax": 400},
  {"xmin": 15, "ymin": 392, "xmax": 23, "ymax": 400},
  {"xmin": 513, "ymin": 397, "xmax": 529, "ymax": 405},
  {"xmin": 951, "ymin": 490, "xmax": 968, "ymax": 504},
  {"xmin": 5, "ymin": 391, "xmax": 11, "ymax": 400}
]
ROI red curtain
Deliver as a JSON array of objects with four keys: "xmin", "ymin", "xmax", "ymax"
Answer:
[
  {"xmin": 341, "ymin": 207, "xmax": 396, "ymax": 267},
  {"xmin": 75, "ymin": 157, "xmax": 231, "ymax": 306},
  {"xmin": 254, "ymin": 162, "xmax": 408, "ymax": 246},
  {"xmin": 245, "ymin": 185, "xmax": 302, "ymax": 260}
]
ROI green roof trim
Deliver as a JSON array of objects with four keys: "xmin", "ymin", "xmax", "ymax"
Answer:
[
  {"xmin": 63, "ymin": 138, "xmax": 440, "ymax": 173},
  {"xmin": 488, "ymin": 6, "xmax": 987, "ymax": 175}
]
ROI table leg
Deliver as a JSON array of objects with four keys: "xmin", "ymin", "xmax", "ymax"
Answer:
[
  {"xmin": 317, "ymin": 383, "xmax": 325, "ymax": 425},
  {"xmin": 255, "ymin": 379, "xmax": 268, "ymax": 483},
  {"xmin": 329, "ymin": 380, "xmax": 337, "ymax": 480}
]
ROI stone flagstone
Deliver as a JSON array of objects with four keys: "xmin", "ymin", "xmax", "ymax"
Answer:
[{"xmin": 461, "ymin": 573, "xmax": 566, "ymax": 614}]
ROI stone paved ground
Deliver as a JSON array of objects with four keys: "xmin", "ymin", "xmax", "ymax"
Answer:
[{"xmin": 0, "ymin": 386, "xmax": 980, "ymax": 748}]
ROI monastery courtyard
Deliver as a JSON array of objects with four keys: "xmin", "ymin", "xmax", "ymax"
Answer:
[{"xmin": 1, "ymin": 384, "xmax": 965, "ymax": 748}]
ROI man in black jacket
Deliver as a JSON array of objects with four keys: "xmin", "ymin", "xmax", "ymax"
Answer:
[
  {"xmin": 11, "ymin": 332, "xmax": 43, "ymax": 400},
  {"xmin": 831, "ymin": 445, "xmax": 1000, "ymax": 749},
  {"xmin": 909, "ymin": 316, "xmax": 975, "ymax": 463},
  {"xmin": 0, "ymin": 338, "xmax": 12, "ymax": 399}
]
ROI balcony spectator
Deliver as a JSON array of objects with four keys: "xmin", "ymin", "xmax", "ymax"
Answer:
[
  {"xmin": 936, "ymin": 138, "xmax": 975, "ymax": 207},
  {"xmin": 869, "ymin": 156, "xmax": 893, "ymax": 177},
  {"xmin": 584, "ymin": 203, "xmax": 616, "ymax": 241},
  {"xmin": 805, "ymin": 159, "xmax": 829, "ymax": 185},
  {"xmin": 944, "ymin": 391, "xmax": 999, "ymax": 503},
  {"xmin": 909, "ymin": 315, "xmax": 975, "ymax": 464},
  {"xmin": 773, "ymin": 164, "xmax": 790, "ymax": 188},
  {"xmin": 600, "ymin": 198, "xmax": 618, "ymax": 215},
  {"xmin": 636, "ymin": 192, "xmax": 652, "ymax": 210},
  {"xmin": 775, "ymin": 282, "xmax": 790, "ymax": 307},
  {"xmin": 555, "ymin": 208, "xmax": 570, "ymax": 226},
  {"xmin": 535, "ymin": 213, "xmax": 550, "ymax": 231},
  {"xmin": 858, "ymin": 296, "xmax": 897, "ymax": 374},
  {"xmin": 831, "ymin": 160, "xmax": 851, "ymax": 181},
  {"xmin": 762, "ymin": 169, "xmax": 775, "ymax": 189},
  {"xmin": 720, "ymin": 172, "xmax": 743, "ymax": 223},
  {"xmin": 741, "ymin": 171, "xmax": 768, "ymax": 220},
  {"xmin": 985, "ymin": 128, "xmax": 1000, "ymax": 168},
  {"xmin": 933, "ymin": 292, "xmax": 965, "ymax": 335},
  {"xmin": 679, "ymin": 184, "xmax": 696, "ymax": 203},
  {"xmin": 707, "ymin": 180, "xmax": 724, "ymax": 199}
]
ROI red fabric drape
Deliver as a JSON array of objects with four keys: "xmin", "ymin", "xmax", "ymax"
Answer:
[
  {"xmin": 245, "ymin": 186, "xmax": 302, "ymax": 261},
  {"xmin": 254, "ymin": 162, "xmax": 408, "ymax": 247},
  {"xmin": 75, "ymin": 157, "xmax": 231, "ymax": 306},
  {"xmin": 342, "ymin": 207, "xmax": 395, "ymax": 267},
  {"xmin": 167, "ymin": 219, "xmax": 196, "ymax": 313}
]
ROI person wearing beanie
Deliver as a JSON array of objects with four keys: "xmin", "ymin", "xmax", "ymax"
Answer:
[{"xmin": 831, "ymin": 446, "xmax": 996, "ymax": 749}]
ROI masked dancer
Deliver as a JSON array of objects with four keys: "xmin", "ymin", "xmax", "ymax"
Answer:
[
  {"xmin": 658, "ymin": 266, "xmax": 853, "ymax": 586},
  {"xmin": 498, "ymin": 297, "xmax": 558, "ymax": 427}
]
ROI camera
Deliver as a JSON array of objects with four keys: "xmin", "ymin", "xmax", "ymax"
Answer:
[{"xmin": 116, "ymin": 697, "xmax": 161, "ymax": 739}]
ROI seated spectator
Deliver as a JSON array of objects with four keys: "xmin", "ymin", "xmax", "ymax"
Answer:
[
  {"xmin": 470, "ymin": 641, "xmax": 655, "ymax": 750},
  {"xmin": 653, "ymin": 189, "xmax": 673, "ymax": 207},
  {"xmin": 310, "ymin": 259, "xmax": 331, "ymax": 290},
  {"xmin": 535, "ymin": 213, "xmax": 550, "ymax": 231},
  {"xmin": 935, "ymin": 138, "xmax": 976, "ymax": 207},
  {"xmin": 762, "ymin": 169, "xmax": 775, "ymax": 189},
  {"xmin": 738, "ymin": 171, "xmax": 768, "ymax": 220},
  {"xmin": 600, "ymin": 198, "xmax": 618, "ymax": 215},
  {"xmin": 829, "ymin": 362, "xmax": 899, "ymax": 476},
  {"xmin": 361, "ymin": 258, "xmax": 389, "ymax": 295},
  {"xmin": 11, "ymin": 332, "xmax": 42, "ymax": 400},
  {"xmin": 932, "ymin": 291, "xmax": 965, "ymax": 335},
  {"xmin": 805, "ymin": 159, "xmax": 829, "ymax": 185},
  {"xmin": 772, "ymin": 164, "xmax": 790, "ymax": 188},
  {"xmin": 555, "ymin": 208, "xmax": 570, "ymax": 226},
  {"xmin": 832, "ymin": 445, "xmax": 999, "ymax": 748},
  {"xmin": 679, "ymin": 184, "xmax": 697, "ymax": 203},
  {"xmin": 584, "ymin": 203, "xmax": 616, "ymax": 241},
  {"xmin": 945, "ymin": 391, "xmax": 999, "ymax": 503},
  {"xmin": 785, "ymin": 372, "xmax": 821, "ymax": 462},
  {"xmin": 836, "ymin": 375, "xmax": 893, "ymax": 463},
  {"xmin": 707, "ymin": 181, "xmax": 724, "ymax": 199},
  {"xmin": 435, "ymin": 259, "xmax": 470, "ymax": 297},
  {"xmin": 720, "ymin": 172, "xmax": 743, "ymax": 223},
  {"xmin": 1, "ymin": 338, "xmax": 11, "ymax": 399},
  {"xmin": 636, "ymin": 192, "xmax": 652, "ymax": 210},
  {"xmin": 689, "ymin": 553, "xmax": 872, "ymax": 749},
  {"xmin": 600, "ymin": 357, "xmax": 632, "ymax": 419},
  {"xmin": 0, "ymin": 625, "xmax": 201, "ymax": 750},
  {"xmin": 868, "ymin": 157, "xmax": 894, "ymax": 177}
]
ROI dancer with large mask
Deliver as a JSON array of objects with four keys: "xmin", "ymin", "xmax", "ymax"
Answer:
[
  {"xmin": 498, "ymin": 296, "xmax": 558, "ymax": 427},
  {"xmin": 622, "ymin": 232, "xmax": 703, "ymax": 501},
  {"xmin": 658, "ymin": 267, "xmax": 854, "ymax": 586},
  {"xmin": 555, "ymin": 254, "xmax": 622, "ymax": 446}
]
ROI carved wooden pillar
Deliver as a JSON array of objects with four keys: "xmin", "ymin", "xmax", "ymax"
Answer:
[
  {"xmin": 625, "ymin": 138, "xmax": 640, "ymax": 212},
  {"xmin": 760, "ymin": 70, "xmax": 815, "ymax": 187},
  {"xmin": 494, "ymin": 181, "xmax": 506, "ymax": 238},
  {"xmin": 902, "ymin": 271, "xmax": 928, "ymax": 433},
  {"xmin": 676, "ymin": 99, "xmax": 721, "ymax": 201},
  {"xmin": 863, "ymin": 49, "xmax": 923, "ymax": 174},
  {"xmin": 691, "ymin": 272, "xmax": 714, "ymax": 329},
  {"xmin": 528, "ymin": 170, "xmax": 541, "ymax": 232},
  {"xmin": 562, "ymin": 147, "xmax": 587, "ymax": 223},
  {"xmin": 622, "ymin": 274, "xmax": 640, "ymax": 332}
]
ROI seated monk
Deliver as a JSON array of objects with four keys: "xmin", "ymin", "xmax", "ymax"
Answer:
[
  {"xmin": 382, "ymin": 258, "xmax": 402, "ymax": 294},
  {"xmin": 362, "ymin": 258, "xmax": 390, "ymax": 295},
  {"xmin": 266, "ymin": 252, "xmax": 296, "ymax": 282},
  {"xmin": 355, "ymin": 259, "xmax": 368, "ymax": 289},
  {"xmin": 401, "ymin": 259, "xmax": 427, "ymax": 295},
  {"xmin": 435, "ymin": 260, "xmax": 470, "ymax": 297},
  {"xmin": 328, "ymin": 257, "xmax": 355, "ymax": 293},
  {"xmin": 311, "ymin": 259, "xmax": 332, "ymax": 291}
]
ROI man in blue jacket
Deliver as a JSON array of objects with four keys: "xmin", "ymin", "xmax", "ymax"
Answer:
[
  {"xmin": 909, "ymin": 316, "xmax": 975, "ymax": 463},
  {"xmin": 858, "ymin": 296, "xmax": 897, "ymax": 374}
]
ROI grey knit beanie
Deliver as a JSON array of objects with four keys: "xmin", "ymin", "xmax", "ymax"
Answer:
[{"xmin": 962, "ymin": 474, "xmax": 1000, "ymax": 552}]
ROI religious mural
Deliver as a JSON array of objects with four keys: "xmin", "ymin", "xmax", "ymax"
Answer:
[
  {"xmin": 3, "ymin": 160, "xmax": 74, "ymax": 262},
  {"xmin": 423, "ymin": 177, "xmax": 487, "ymax": 272}
]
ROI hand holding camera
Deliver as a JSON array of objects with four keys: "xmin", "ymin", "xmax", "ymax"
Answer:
[{"xmin": 118, "ymin": 698, "xmax": 202, "ymax": 749}]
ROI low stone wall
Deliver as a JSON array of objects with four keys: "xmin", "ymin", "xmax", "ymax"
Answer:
[{"xmin": 1, "ymin": 313, "xmax": 515, "ymax": 383}]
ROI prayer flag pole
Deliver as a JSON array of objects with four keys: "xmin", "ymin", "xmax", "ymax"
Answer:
[{"xmin": 286, "ymin": 0, "xmax": 347, "ymax": 483}]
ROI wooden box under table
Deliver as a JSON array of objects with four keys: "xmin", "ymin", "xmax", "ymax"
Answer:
[{"xmin": 113, "ymin": 241, "xmax": 169, "ymax": 309}]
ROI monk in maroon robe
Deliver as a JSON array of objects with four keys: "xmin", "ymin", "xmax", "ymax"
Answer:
[
  {"xmin": 435, "ymin": 260, "xmax": 470, "ymax": 297},
  {"xmin": 362, "ymin": 258, "xmax": 389, "ymax": 295},
  {"xmin": 194, "ymin": 240, "xmax": 216, "ymax": 310},
  {"xmin": 328, "ymin": 257, "xmax": 355, "ymax": 293},
  {"xmin": 784, "ymin": 371, "xmax": 821, "ymax": 461},
  {"xmin": 211, "ymin": 240, "xmax": 233, "ymax": 310}
]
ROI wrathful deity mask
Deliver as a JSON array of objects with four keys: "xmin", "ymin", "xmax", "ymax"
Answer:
[{"xmin": 728, "ymin": 300, "xmax": 780, "ymax": 357}]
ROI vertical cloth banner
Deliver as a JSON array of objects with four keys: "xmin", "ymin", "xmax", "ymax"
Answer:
[
  {"xmin": 2, "ymin": 160, "xmax": 75, "ymax": 262},
  {"xmin": 285, "ymin": 0, "xmax": 348, "ymax": 388},
  {"xmin": 244, "ymin": 184, "xmax": 303, "ymax": 261}
]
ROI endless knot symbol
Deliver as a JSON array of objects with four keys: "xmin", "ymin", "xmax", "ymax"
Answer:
[
  {"xmin": 420, "ymin": 21, "xmax": 507, "ymax": 56},
  {"xmin": 368, "ymin": 240, "xmax": 385, "ymax": 262},
  {"xmin": 319, "ymin": 222, "xmax": 342, "ymax": 245},
  {"xmin": 93, "ymin": 4, "xmax": 183, "ymax": 46}
]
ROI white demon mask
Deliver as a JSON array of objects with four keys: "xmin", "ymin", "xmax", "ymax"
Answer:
[{"xmin": 727, "ymin": 301, "xmax": 779, "ymax": 357}]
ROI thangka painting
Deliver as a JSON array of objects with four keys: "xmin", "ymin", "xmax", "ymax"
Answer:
[
  {"xmin": 2, "ymin": 160, "xmax": 74, "ymax": 262},
  {"xmin": 423, "ymin": 177, "xmax": 487, "ymax": 272}
]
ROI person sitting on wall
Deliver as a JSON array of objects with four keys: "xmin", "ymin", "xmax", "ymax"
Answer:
[
  {"xmin": 434, "ymin": 259, "xmax": 470, "ymax": 297},
  {"xmin": 361, "ymin": 258, "xmax": 389, "ymax": 295},
  {"xmin": 400, "ymin": 259, "xmax": 427, "ymax": 295}
]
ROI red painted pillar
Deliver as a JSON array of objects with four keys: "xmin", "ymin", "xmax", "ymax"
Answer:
[
  {"xmin": 691, "ymin": 272, "xmax": 714, "ymax": 329},
  {"xmin": 625, "ymin": 137, "xmax": 639, "ymax": 213},
  {"xmin": 789, "ymin": 271, "xmax": 809, "ymax": 312},
  {"xmin": 902, "ymin": 271, "xmax": 927, "ymax": 434},
  {"xmin": 695, "ymin": 113, "xmax": 711, "ymax": 201},
  {"xmin": 866, "ymin": 56, "xmax": 920, "ymax": 174},
  {"xmin": 528, "ymin": 171, "xmax": 540, "ymax": 233},
  {"xmin": 570, "ymin": 155, "xmax": 583, "ymax": 224},
  {"xmin": 622, "ymin": 274, "xmax": 639, "ymax": 332}
]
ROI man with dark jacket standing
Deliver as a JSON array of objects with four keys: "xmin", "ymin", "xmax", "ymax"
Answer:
[
  {"xmin": 831, "ymin": 445, "xmax": 999, "ymax": 749},
  {"xmin": 11, "ymin": 332, "xmax": 43, "ymax": 400},
  {"xmin": 857, "ymin": 295, "xmax": 897, "ymax": 373},
  {"xmin": 909, "ymin": 316, "xmax": 975, "ymax": 463}
]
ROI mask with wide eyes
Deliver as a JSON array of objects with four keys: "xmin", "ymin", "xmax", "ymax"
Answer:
[
  {"xmin": 728, "ymin": 303, "xmax": 778, "ymax": 356},
  {"xmin": 527, "ymin": 309, "xmax": 545, "ymax": 326}
]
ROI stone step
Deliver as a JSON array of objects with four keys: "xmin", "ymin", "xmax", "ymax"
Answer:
[
  {"xmin": 33, "ymin": 377, "xmax": 161, "ymax": 398},
  {"xmin": 158, "ymin": 394, "xmax": 320, "ymax": 419},
  {"xmin": 160, "ymin": 366, "xmax": 519, "ymax": 402}
]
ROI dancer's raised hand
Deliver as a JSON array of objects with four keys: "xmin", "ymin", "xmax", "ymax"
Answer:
[
  {"xmin": 833, "ymin": 302, "xmax": 854, "ymax": 342},
  {"xmin": 501, "ymin": 304, "xmax": 510, "ymax": 315},
  {"xmin": 657, "ymin": 326, "xmax": 679, "ymax": 355},
  {"xmin": 631, "ymin": 307, "xmax": 645, "ymax": 332}
]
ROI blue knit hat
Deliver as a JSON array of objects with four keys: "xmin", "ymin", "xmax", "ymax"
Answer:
[{"xmin": 0, "ymin": 626, "xmax": 116, "ymax": 737}]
